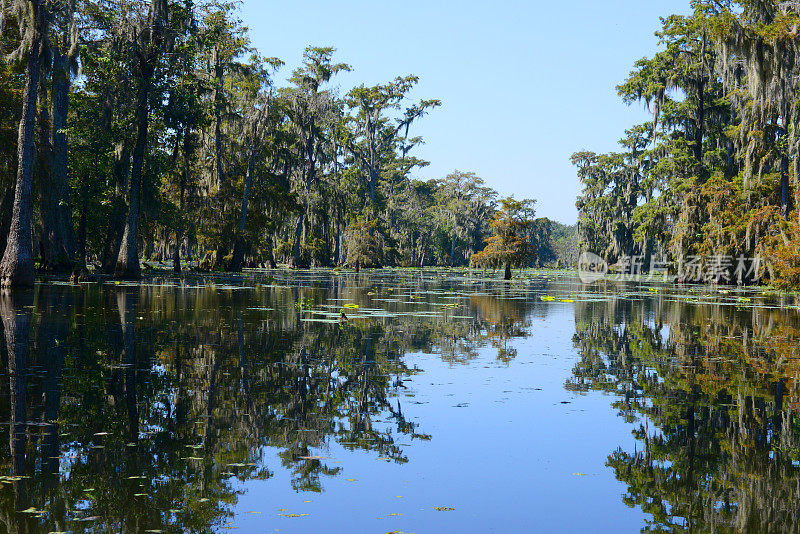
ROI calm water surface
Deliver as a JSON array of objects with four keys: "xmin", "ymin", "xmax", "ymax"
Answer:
[{"xmin": 0, "ymin": 270, "xmax": 798, "ymax": 533}]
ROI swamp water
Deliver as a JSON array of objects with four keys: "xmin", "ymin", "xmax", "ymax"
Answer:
[{"xmin": 0, "ymin": 270, "xmax": 799, "ymax": 533}]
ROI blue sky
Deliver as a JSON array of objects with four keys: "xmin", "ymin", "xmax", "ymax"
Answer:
[{"xmin": 240, "ymin": 0, "xmax": 692, "ymax": 224}]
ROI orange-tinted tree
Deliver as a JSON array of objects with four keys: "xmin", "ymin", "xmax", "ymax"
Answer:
[{"xmin": 471, "ymin": 197, "xmax": 535, "ymax": 280}]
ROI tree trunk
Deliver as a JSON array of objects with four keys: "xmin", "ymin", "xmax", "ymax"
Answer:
[
  {"xmin": 695, "ymin": 80, "xmax": 704, "ymax": 171},
  {"xmin": 320, "ymin": 203, "xmax": 331, "ymax": 267},
  {"xmin": 450, "ymin": 231, "xmax": 457, "ymax": 266},
  {"xmin": 695, "ymin": 32, "xmax": 706, "ymax": 176},
  {"xmin": 368, "ymin": 168, "xmax": 378, "ymax": 216},
  {"xmin": 173, "ymin": 224, "xmax": 182, "ymax": 273},
  {"xmin": 77, "ymin": 201, "xmax": 87, "ymax": 266},
  {"xmin": 115, "ymin": 0, "xmax": 166, "ymax": 278},
  {"xmin": 41, "ymin": 47, "xmax": 78, "ymax": 273},
  {"xmin": 781, "ymin": 154, "xmax": 791, "ymax": 220},
  {"xmin": 176, "ymin": 128, "xmax": 195, "ymax": 273},
  {"xmin": 291, "ymin": 212, "xmax": 304, "ymax": 268},
  {"xmin": 173, "ymin": 152, "xmax": 188, "ymax": 274},
  {"xmin": 115, "ymin": 70, "xmax": 151, "ymax": 280},
  {"xmin": 366, "ymin": 115, "xmax": 379, "ymax": 216},
  {"xmin": 102, "ymin": 142, "xmax": 130, "ymax": 273},
  {"xmin": 0, "ymin": 15, "xmax": 42, "ymax": 287},
  {"xmin": 213, "ymin": 47, "xmax": 224, "ymax": 189},
  {"xmin": 230, "ymin": 141, "xmax": 256, "ymax": 272},
  {"xmin": 333, "ymin": 206, "xmax": 342, "ymax": 265},
  {"xmin": 504, "ymin": 263, "xmax": 512, "ymax": 280},
  {"xmin": 0, "ymin": 181, "xmax": 16, "ymax": 261}
]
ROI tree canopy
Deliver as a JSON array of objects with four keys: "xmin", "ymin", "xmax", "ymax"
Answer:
[
  {"xmin": 574, "ymin": 0, "xmax": 800, "ymax": 288},
  {"xmin": 0, "ymin": 0, "xmax": 584, "ymax": 283},
  {"xmin": 470, "ymin": 197, "xmax": 536, "ymax": 280}
]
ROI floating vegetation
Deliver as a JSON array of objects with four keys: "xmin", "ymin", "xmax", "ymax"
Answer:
[{"xmin": 0, "ymin": 269, "xmax": 796, "ymax": 533}]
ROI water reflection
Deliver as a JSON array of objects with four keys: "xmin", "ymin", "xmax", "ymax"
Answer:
[
  {"xmin": 570, "ymin": 291, "xmax": 800, "ymax": 532},
  {"xmin": 7, "ymin": 272, "xmax": 799, "ymax": 532},
  {"xmin": 0, "ymin": 272, "xmax": 533, "ymax": 532}
]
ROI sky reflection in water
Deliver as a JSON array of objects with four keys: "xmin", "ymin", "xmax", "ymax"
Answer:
[{"xmin": 0, "ymin": 270, "xmax": 798, "ymax": 533}]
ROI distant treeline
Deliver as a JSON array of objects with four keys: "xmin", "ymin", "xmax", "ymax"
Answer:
[
  {"xmin": 529, "ymin": 219, "xmax": 578, "ymax": 269},
  {"xmin": 574, "ymin": 0, "xmax": 800, "ymax": 288}
]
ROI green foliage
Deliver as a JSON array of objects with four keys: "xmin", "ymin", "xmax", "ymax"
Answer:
[
  {"xmin": 0, "ymin": 0, "xmax": 557, "ymax": 277},
  {"xmin": 0, "ymin": 61, "xmax": 20, "ymax": 189},
  {"xmin": 571, "ymin": 292, "xmax": 800, "ymax": 531},
  {"xmin": 574, "ymin": 1, "xmax": 800, "ymax": 288},
  {"xmin": 530, "ymin": 218, "xmax": 578, "ymax": 268},
  {"xmin": 471, "ymin": 197, "xmax": 536, "ymax": 273},
  {"xmin": 344, "ymin": 218, "xmax": 384, "ymax": 269}
]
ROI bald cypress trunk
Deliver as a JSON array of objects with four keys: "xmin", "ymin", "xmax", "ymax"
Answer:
[
  {"xmin": 781, "ymin": 155, "xmax": 791, "ymax": 220},
  {"xmin": 0, "ymin": 6, "xmax": 43, "ymax": 287},
  {"xmin": 41, "ymin": 47, "xmax": 78, "ymax": 273},
  {"xmin": 101, "ymin": 142, "xmax": 130, "ymax": 273},
  {"xmin": 0, "ymin": 181, "xmax": 15, "ymax": 261},
  {"xmin": 291, "ymin": 212, "xmax": 304, "ymax": 268},
  {"xmin": 694, "ymin": 80, "xmax": 704, "ymax": 174},
  {"xmin": 230, "ymin": 140, "xmax": 256, "ymax": 272},
  {"xmin": 213, "ymin": 47, "xmax": 224, "ymax": 189},
  {"xmin": 77, "ymin": 200, "xmax": 87, "ymax": 266},
  {"xmin": 504, "ymin": 263, "xmax": 512, "ymax": 280},
  {"xmin": 115, "ymin": 72, "xmax": 149, "ymax": 280},
  {"xmin": 115, "ymin": 0, "xmax": 167, "ymax": 279},
  {"xmin": 450, "ymin": 230, "xmax": 457, "ymax": 266},
  {"xmin": 173, "ymin": 131, "xmax": 190, "ymax": 274},
  {"xmin": 173, "ymin": 178, "xmax": 185, "ymax": 273}
]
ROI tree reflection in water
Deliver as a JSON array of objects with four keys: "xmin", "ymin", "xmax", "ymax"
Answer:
[
  {"xmin": 570, "ymin": 293, "xmax": 800, "ymax": 533},
  {"xmin": 0, "ymin": 272, "xmax": 532, "ymax": 533}
]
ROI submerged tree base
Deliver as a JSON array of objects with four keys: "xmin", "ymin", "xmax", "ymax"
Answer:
[
  {"xmin": 114, "ymin": 262, "xmax": 141, "ymax": 281},
  {"xmin": 0, "ymin": 255, "xmax": 35, "ymax": 288}
]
